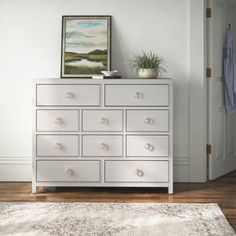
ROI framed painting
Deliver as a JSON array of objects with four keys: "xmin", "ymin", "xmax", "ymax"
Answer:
[{"xmin": 61, "ymin": 15, "xmax": 111, "ymax": 78}]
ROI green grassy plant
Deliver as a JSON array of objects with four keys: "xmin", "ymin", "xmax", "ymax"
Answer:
[{"xmin": 130, "ymin": 51, "xmax": 167, "ymax": 74}]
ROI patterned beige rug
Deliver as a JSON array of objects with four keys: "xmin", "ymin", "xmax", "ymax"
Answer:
[{"xmin": 0, "ymin": 202, "xmax": 235, "ymax": 236}]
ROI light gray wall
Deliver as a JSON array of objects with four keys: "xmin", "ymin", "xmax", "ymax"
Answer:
[
  {"xmin": 189, "ymin": 0, "xmax": 206, "ymax": 182},
  {"xmin": 0, "ymin": 0, "xmax": 191, "ymax": 181}
]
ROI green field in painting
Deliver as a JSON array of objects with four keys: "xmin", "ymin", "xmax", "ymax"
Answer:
[
  {"xmin": 65, "ymin": 65, "xmax": 106, "ymax": 75},
  {"xmin": 64, "ymin": 49, "xmax": 108, "ymax": 75},
  {"xmin": 65, "ymin": 52, "xmax": 107, "ymax": 64}
]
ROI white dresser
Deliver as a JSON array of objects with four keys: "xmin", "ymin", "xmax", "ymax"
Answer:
[{"xmin": 33, "ymin": 79, "xmax": 173, "ymax": 194}]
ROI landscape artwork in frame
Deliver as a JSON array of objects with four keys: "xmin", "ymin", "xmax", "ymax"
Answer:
[{"xmin": 61, "ymin": 15, "xmax": 111, "ymax": 78}]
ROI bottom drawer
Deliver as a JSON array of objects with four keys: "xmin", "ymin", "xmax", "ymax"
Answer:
[
  {"xmin": 37, "ymin": 160, "xmax": 100, "ymax": 182},
  {"xmin": 105, "ymin": 161, "xmax": 168, "ymax": 182}
]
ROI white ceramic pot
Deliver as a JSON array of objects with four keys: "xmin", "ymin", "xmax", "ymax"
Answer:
[{"xmin": 137, "ymin": 69, "xmax": 158, "ymax": 79}]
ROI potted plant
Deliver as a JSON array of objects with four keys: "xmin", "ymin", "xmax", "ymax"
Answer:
[{"xmin": 130, "ymin": 51, "xmax": 167, "ymax": 79}]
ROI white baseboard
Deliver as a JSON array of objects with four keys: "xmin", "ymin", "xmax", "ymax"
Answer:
[
  {"xmin": 0, "ymin": 156, "xmax": 190, "ymax": 183},
  {"xmin": 173, "ymin": 157, "xmax": 190, "ymax": 182},
  {"xmin": 0, "ymin": 157, "xmax": 32, "ymax": 181}
]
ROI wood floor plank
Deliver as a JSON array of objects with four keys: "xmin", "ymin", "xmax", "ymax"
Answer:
[{"xmin": 0, "ymin": 171, "xmax": 235, "ymax": 231}]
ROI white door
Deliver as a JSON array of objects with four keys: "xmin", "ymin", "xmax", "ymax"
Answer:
[{"xmin": 207, "ymin": 0, "xmax": 236, "ymax": 180}]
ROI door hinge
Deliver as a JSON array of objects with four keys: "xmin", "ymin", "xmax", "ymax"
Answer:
[
  {"xmin": 206, "ymin": 144, "xmax": 212, "ymax": 155},
  {"xmin": 206, "ymin": 8, "xmax": 212, "ymax": 18},
  {"xmin": 206, "ymin": 68, "xmax": 212, "ymax": 78}
]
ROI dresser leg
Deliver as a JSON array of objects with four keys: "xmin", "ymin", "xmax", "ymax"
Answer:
[
  {"xmin": 32, "ymin": 184, "xmax": 37, "ymax": 194},
  {"xmin": 168, "ymin": 186, "xmax": 173, "ymax": 194}
]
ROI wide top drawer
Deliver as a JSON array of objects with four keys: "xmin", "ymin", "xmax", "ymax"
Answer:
[
  {"xmin": 36, "ymin": 84, "xmax": 100, "ymax": 106},
  {"xmin": 105, "ymin": 84, "xmax": 169, "ymax": 106}
]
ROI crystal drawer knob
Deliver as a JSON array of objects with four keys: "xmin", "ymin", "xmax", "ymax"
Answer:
[
  {"xmin": 65, "ymin": 92, "xmax": 73, "ymax": 99},
  {"xmin": 99, "ymin": 143, "xmax": 109, "ymax": 151},
  {"xmin": 144, "ymin": 118, "xmax": 153, "ymax": 125},
  {"xmin": 54, "ymin": 142, "xmax": 64, "ymax": 151},
  {"xmin": 134, "ymin": 92, "xmax": 143, "ymax": 99},
  {"xmin": 134, "ymin": 169, "xmax": 144, "ymax": 177},
  {"xmin": 54, "ymin": 118, "xmax": 63, "ymax": 125},
  {"xmin": 144, "ymin": 143, "xmax": 155, "ymax": 152},
  {"xmin": 66, "ymin": 168, "xmax": 74, "ymax": 176},
  {"xmin": 99, "ymin": 117, "xmax": 109, "ymax": 125}
]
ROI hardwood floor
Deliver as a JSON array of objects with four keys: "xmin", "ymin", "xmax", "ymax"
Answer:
[{"xmin": 0, "ymin": 171, "xmax": 235, "ymax": 231}]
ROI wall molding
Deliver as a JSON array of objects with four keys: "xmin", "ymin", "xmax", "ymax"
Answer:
[
  {"xmin": 173, "ymin": 157, "xmax": 190, "ymax": 166},
  {"xmin": 0, "ymin": 156, "xmax": 190, "ymax": 183},
  {"xmin": 0, "ymin": 157, "xmax": 32, "ymax": 181},
  {"xmin": 173, "ymin": 156, "xmax": 190, "ymax": 182},
  {"xmin": 0, "ymin": 157, "xmax": 31, "ymax": 164}
]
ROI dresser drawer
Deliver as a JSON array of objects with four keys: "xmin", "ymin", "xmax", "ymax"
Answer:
[
  {"xmin": 126, "ymin": 110, "xmax": 169, "ymax": 132},
  {"xmin": 127, "ymin": 135, "xmax": 168, "ymax": 157},
  {"xmin": 82, "ymin": 110, "xmax": 123, "ymax": 132},
  {"xmin": 105, "ymin": 161, "xmax": 168, "ymax": 182},
  {"xmin": 105, "ymin": 84, "xmax": 169, "ymax": 106},
  {"xmin": 37, "ymin": 135, "xmax": 79, "ymax": 157},
  {"xmin": 37, "ymin": 160, "xmax": 100, "ymax": 182},
  {"xmin": 36, "ymin": 84, "xmax": 100, "ymax": 106},
  {"xmin": 82, "ymin": 135, "xmax": 123, "ymax": 157},
  {"xmin": 37, "ymin": 110, "xmax": 79, "ymax": 132}
]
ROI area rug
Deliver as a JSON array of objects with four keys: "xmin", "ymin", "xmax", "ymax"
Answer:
[{"xmin": 0, "ymin": 202, "xmax": 235, "ymax": 236}]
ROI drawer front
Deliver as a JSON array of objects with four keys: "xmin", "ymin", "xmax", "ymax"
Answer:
[
  {"xmin": 127, "ymin": 135, "xmax": 168, "ymax": 157},
  {"xmin": 126, "ymin": 110, "xmax": 168, "ymax": 132},
  {"xmin": 37, "ymin": 110, "xmax": 79, "ymax": 132},
  {"xmin": 105, "ymin": 161, "xmax": 168, "ymax": 182},
  {"xmin": 37, "ymin": 160, "xmax": 100, "ymax": 182},
  {"xmin": 82, "ymin": 110, "xmax": 123, "ymax": 131},
  {"xmin": 105, "ymin": 84, "xmax": 169, "ymax": 106},
  {"xmin": 37, "ymin": 135, "xmax": 79, "ymax": 157},
  {"xmin": 82, "ymin": 135, "xmax": 122, "ymax": 157},
  {"xmin": 36, "ymin": 84, "xmax": 100, "ymax": 106}
]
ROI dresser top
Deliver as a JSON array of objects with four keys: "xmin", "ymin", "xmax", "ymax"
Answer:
[{"xmin": 34, "ymin": 78, "xmax": 172, "ymax": 84}]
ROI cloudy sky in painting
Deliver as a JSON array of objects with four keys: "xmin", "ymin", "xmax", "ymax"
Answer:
[{"xmin": 65, "ymin": 19, "xmax": 108, "ymax": 54}]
